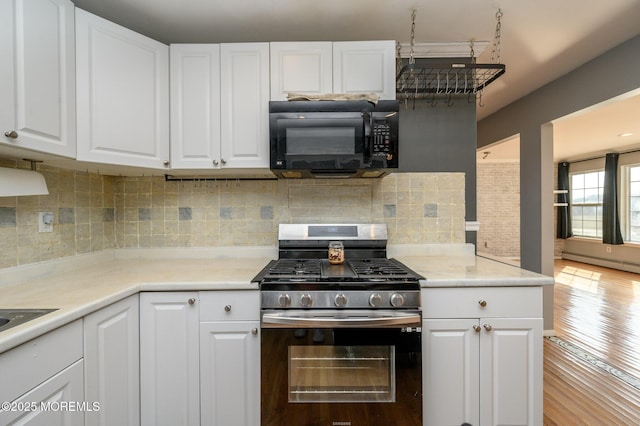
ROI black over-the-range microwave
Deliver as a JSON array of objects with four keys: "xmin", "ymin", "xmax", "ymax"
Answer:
[{"xmin": 269, "ymin": 100, "xmax": 399, "ymax": 178}]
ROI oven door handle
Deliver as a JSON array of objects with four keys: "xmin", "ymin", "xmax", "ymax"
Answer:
[{"xmin": 261, "ymin": 310, "xmax": 421, "ymax": 328}]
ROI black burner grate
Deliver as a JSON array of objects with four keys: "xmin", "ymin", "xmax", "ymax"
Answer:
[
  {"xmin": 267, "ymin": 259, "xmax": 321, "ymax": 276},
  {"xmin": 347, "ymin": 259, "xmax": 409, "ymax": 276}
]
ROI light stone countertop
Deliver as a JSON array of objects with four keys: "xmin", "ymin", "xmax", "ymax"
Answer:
[{"xmin": 0, "ymin": 245, "xmax": 553, "ymax": 354}]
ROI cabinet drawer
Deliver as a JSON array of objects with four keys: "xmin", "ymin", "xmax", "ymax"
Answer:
[
  {"xmin": 0, "ymin": 319, "xmax": 83, "ymax": 403},
  {"xmin": 199, "ymin": 291, "xmax": 259, "ymax": 321},
  {"xmin": 422, "ymin": 287, "xmax": 542, "ymax": 319}
]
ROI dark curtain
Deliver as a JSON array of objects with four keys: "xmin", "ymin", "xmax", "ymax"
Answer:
[
  {"xmin": 602, "ymin": 153, "xmax": 624, "ymax": 244},
  {"xmin": 556, "ymin": 162, "xmax": 572, "ymax": 239}
]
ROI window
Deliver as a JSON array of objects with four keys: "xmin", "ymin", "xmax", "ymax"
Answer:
[
  {"xmin": 629, "ymin": 165, "xmax": 640, "ymax": 242},
  {"xmin": 571, "ymin": 170, "xmax": 604, "ymax": 238}
]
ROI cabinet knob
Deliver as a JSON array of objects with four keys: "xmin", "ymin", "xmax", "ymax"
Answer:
[
  {"xmin": 213, "ymin": 159, "xmax": 219, "ymax": 166},
  {"xmin": 221, "ymin": 158, "xmax": 227, "ymax": 165},
  {"xmin": 251, "ymin": 328, "xmax": 258, "ymax": 335},
  {"xmin": 473, "ymin": 324, "xmax": 481, "ymax": 333},
  {"xmin": 483, "ymin": 324, "xmax": 493, "ymax": 332},
  {"xmin": 163, "ymin": 160, "xmax": 170, "ymax": 167},
  {"xmin": 224, "ymin": 304, "xmax": 232, "ymax": 312},
  {"xmin": 188, "ymin": 298, "xmax": 196, "ymax": 305},
  {"xmin": 478, "ymin": 300, "xmax": 487, "ymax": 308},
  {"xmin": 4, "ymin": 130, "xmax": 18, "ymax": 139}
]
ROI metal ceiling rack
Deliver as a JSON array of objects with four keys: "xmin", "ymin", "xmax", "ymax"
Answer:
[
  {"xmin": 396, "ymin": 8, "xmax": 505, "ymax": 105},
  {"xmin": 396, "ymin": 62, "xmax": 505, "ymax": 96}
]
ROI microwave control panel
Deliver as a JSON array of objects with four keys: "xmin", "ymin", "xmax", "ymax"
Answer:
[{"xmin": 371, "ymin": 120, "xmax": 393, "ymax": 154}]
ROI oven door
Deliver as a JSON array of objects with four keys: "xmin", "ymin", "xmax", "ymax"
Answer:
[{"xmin": 261, "ymin": 310, "xmax": 422, "ymax": 426}]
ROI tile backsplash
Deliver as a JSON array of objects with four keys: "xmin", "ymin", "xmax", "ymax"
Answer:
[{"xmin": 0, "ymin": 159, "xmax": 465, "ymax": 269}]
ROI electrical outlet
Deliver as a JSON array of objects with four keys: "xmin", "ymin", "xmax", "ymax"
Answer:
[
  {"xmin": 606, "ymin": 246, "xmax": 612, "ymax": 253},
  {"xmin": 38, "ymin": 212, "xmax": 54, "ymax": 233}
]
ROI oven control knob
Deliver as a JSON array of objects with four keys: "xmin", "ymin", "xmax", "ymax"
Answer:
[
  {"xmin": 334, "ymin": 293, "xmax": 348, "ymax": 308},
  {"xmin": 300, "ymin": 293, "xmax": 313, "ymax": 308},
  {"xmin": 369, "ymin": 293, "xmax": 383, "ymax": 307},
  {"xmin": 278, "ymin": 293, "xmax": 291, "ymax": 308},
  {"xmin": 390, "ymin": 293, "xmax": 405, "ymax": 307}
]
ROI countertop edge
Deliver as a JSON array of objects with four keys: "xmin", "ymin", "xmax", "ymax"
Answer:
[{"xmin": 420, "ymin": 277, "xmax": 555, "ymax": 287}]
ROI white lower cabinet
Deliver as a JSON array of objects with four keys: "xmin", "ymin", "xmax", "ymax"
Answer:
[
  {"xmin": 140, "ymin": 292, "xmax": 200, "ymax": 426},
  {"xmin": 422, "ymin": 287, "xmax": 543, "ymax": 426},
  {"xmin": 200, "ymin": 321, "xmax": 260, "ymax": 426},
  {"xmin": 84, "ymin": 294, "xmax": 140, "ymax": 426},
  {"xmin": 0, "ymin": 361, "xmax": 85, "ymax": 426},
  {"xmin": 199, "ymin": 291, "xmax": 260, "ymax": 426},
  {"xmin": 0, "ymin": 320, "xmax": 84, "ymax": 426},
  {"xmin": 139, "ymin": 290, "xmax": 259, "ymax": 426}
]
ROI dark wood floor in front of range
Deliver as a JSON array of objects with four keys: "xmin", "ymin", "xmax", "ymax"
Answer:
[{"xmin": 544, "ymin": 259, "xmax": 640, "ymax": 425}]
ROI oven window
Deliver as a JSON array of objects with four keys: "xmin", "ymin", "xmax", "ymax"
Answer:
[
  {"xmin": 286, "ymin": 127, "xmax": 356, "ymax": 155},
  {"xmin": 288, "ymin": 345, "xmax": 395, "ymax": 403}
]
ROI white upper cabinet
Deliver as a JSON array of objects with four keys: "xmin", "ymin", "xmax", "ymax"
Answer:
[
  {"xmin": 270, "ymin": 42, "xmax": 333, "ymax": 101},
  {"xmin": 269, "ymin": 40, "xmax": 396, "ymax": 100},
  {"xmin": 333, "ymin": 41, "xmax": 396, "ymax": 100},
  {"xmin": 220, "ymin": 43, "xmax": 270, "ymax": 169},
  {"xmin": 0, "ymin": 0, "xmax": 76, "ymax": 157},
  {"xmin": 170, "ymin": 44, "xmax": 221, "ymax": 169},
  {"xmin": 75, "ymin": 8, "xmax": 170, "ymax": 169}
]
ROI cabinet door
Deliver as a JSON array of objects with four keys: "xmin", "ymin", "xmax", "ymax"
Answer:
[
  {"xmin": 220, "ymin": 43, "xmax": 270, "ymax": 169},
  {"xmin": 200, "ymin": 321, "xmax": 260, "ymax": 426},
  {"xmin": 84, "ymin": 295, "xmax": 139, "ymax": 426},
  {"xmin": 422, "ymin": 319, "xmax": 480, "ymax": 426},
  {"xmin": 270, "ymin": 42, "xmax": 333, "ymax": 100},
  {"xmin": 333, "ymin": 41, "xmax": 396, "ymax": 100},
  {"xmin": 0, "ymin": 360, "xmax": 84, "ymax": 426},
  {"xmin": 140, "ymin": 292, "xmax": 200, "ymax": 426},
  {"xmin": 0, "ymin": 0, "xmax": 75, "ymax": 157},
  {"xmin": 170, "ymin": 44, "xmax": 222, "ymax": 169},
  {"xmin": 479, "ymin": 317, "xmax": 543, "ymax": 426},
  {"xmin": 76, "ymin": 8, "xmax": 170, "ymax": 169}
]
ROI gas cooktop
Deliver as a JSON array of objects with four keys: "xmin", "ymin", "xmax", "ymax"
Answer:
[{"xmin": 254, "ymin": 258, "xmax": 423, "ymax": 284}]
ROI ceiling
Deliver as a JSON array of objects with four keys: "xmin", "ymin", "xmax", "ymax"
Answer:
[
  {"xmin": 477, "ymin": 90, "xmax": 640, "ymax": 163},
  {"xmin": 72, "ymin": 0, "xmax": 640, "ymax": 163}
]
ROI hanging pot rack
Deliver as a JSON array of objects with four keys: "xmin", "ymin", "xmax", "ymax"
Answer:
[{"xmin": 396, "ymin": 8, "xmax": 505, "ymax": 104}]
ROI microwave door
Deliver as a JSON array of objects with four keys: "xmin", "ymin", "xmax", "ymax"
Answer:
[{"xmin": 278, "ymin": 117, "xmax": 365, "ymax": 158}]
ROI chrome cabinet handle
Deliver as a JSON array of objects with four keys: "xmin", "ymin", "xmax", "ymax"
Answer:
[
  {"xmin": 188, "ymin": 298, "xmax": 196, "ymax": 305},
  {"xmin": 220, "ymin": 158, "xmax": 227, "ymax": 165},
  {"xmin": 163, "ymin": 160, "xmax": 170, "ymax": 167},
  {"xmin": 213, "ymin": 159, "xmax": 219, "ymax": 166},
  {"xmin": 4, "ymin": 130, "xmax": 18, "ymax": 139},
  {"xmin": 473, "ymin": 324, "xmax": 481, "ymax": 333},
  {"xmin": 251, "ymin": 328, "xmax": 258, "ymax": 335},
  {"xmin": 478, "ymin": 300, "xmax": 487, "ymax": 307},
  {"xmin": 224, "ymin": 304, "xmax": 232, "ymax": 312},
  {"xmin": 483, "ymin": 324, "xmax": 493, "ymax": 332}
]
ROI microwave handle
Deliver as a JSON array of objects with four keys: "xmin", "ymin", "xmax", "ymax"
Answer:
[{"xmin": 362, "ymin": 111, "xmax": 372, "ymax": 162}]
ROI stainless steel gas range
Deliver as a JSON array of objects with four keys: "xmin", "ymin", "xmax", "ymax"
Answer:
[{"xmin": 253, "ymin": 224, "xmax": 423, "ymax": 426}]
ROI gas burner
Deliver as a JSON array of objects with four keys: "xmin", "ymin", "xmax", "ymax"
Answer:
[
  {"xmin": 267, "ymin": 259, "xmax": 321, "ymax": 277},
  {"xmin": 347, "ymin": 259, "xmax": 410, "ymax": 276}
]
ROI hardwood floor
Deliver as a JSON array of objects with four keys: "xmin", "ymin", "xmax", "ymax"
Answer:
[{"xmin": 544, "ymin": 259, "xmax": 640, "ymax": 425}]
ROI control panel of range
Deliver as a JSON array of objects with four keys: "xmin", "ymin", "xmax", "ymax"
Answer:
[{"xmin": 261, "ymin": 290, "xmax": 420, "ymax": 310}]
